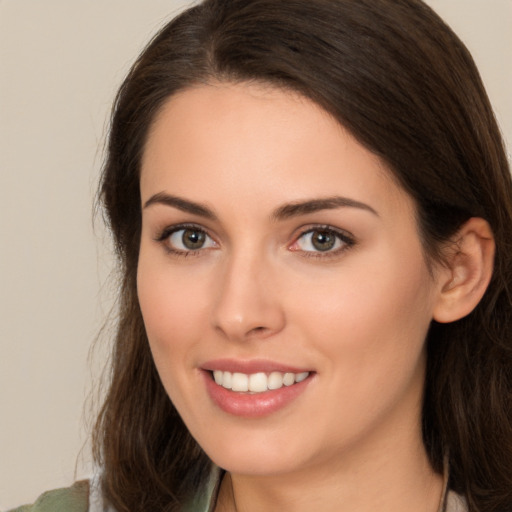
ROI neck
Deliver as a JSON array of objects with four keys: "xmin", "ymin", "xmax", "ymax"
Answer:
[{"xmin": 215, "ymin": 420, "xmax": 444, "ymax": 512}]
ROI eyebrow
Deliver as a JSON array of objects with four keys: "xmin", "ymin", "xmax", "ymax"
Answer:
[
  {"xmin": 143, "ymin": 192, "xmax": 378, "ymax": 220},
  {"xmin": 143, "ymin": 192, "xmax": 217, "ymax": 220},
  {"xmin": 271, "ymin": 196, "xmax": 379, "ymax": 220}
]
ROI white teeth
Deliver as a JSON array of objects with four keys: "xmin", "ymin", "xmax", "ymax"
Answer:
[
  {"xmin": 212, "ymin": 370, "xmax": 310, "ymax": 393},
  {"xmin": 268, "ymin": 371, "xmax": 283, "ymax": 390},
  {"xmin": 283, "ymin": 373, "xmax": 295, "ymax": 386},
  {"xmin": 223, "ymin": 371, "xmax": 233, "ymax": 389},
  {"xmin": 231, "ymin": 372, "xmax": 249, "ymax": 392},
  {"xmin": 248, "ymin": 372, "xmax": 267, "ymax": 392},
  {"xmin": 295, "ymin": 371, "xmax": 309, "ymax": 383}
]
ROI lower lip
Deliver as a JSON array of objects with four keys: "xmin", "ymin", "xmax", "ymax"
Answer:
[{"xmin": 202, "ymin": 371, "xmax": 313, "ymax": 418}]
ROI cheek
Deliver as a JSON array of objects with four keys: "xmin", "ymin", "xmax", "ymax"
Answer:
[
  {"xmin": 292, "ymin": 254, "xmax": 432, "ymax": 333},
  {"xmin": 136, "ymin": 254, "xmax": 212, "ymax": 368},
  {"xmin": 136, "ymin": 255, "xmax": 216, "ymax": 419},
  {"xmin": 285, "ymin": 245, "xmax": 435, "ymax": 391},
  {"xmin": 290, "ymin": 257, "xmax": 433, "ymax": 445}
]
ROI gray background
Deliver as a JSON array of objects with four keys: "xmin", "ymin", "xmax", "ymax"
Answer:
[{"xmin": 1, "ymin": 0, "xmax": 510, "ymax": 508}]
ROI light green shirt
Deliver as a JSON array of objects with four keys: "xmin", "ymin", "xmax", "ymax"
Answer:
[{"xmin": 8, "ymin": 475, "xmax": 467, "ymax": 512}]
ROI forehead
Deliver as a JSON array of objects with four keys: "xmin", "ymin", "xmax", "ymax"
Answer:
[{"xmin": 140, "ymin": 82, "xmax": 412, "ymax": 219}]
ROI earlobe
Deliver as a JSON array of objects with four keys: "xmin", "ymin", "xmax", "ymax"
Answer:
[{"xmin": 433, "ymin": 217, "xmax": 495, "ymax": 324}]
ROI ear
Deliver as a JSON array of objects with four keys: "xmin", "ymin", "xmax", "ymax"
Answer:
[{"xmin": 433, "ymin": 217, "xmax": 495, "ymax": 323}]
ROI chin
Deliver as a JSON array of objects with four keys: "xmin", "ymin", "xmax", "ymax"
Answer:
[
  {"xmin": 213, "ymin": 453, "xmax": 302, "ymax": 477},
  {"xmin": 199, "ymin": 430, "xmax": 306, "ymax": 476}
]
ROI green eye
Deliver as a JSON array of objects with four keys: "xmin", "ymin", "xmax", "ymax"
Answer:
[
  {"xmin": 310, "ymin": 230, "xmax": 337, "ymax": 251},
  {"xmin": 295, "ymin": 228, "xmax": 352, "ymax": 253},
  {"xmin": 168, "ymin": 228, "xmax": 215, "ymax": 251},
  {"xmin": 182, "ymin": 229, "xmax": 206, "ymax": 249}
]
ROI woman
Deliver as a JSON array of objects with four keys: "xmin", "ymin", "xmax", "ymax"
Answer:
[{"xmin": 12, "ymin": 0, "xmax": 512, "ymax": 511}]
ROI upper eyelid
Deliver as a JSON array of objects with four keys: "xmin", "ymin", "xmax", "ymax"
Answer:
[
  {"xmin": 155, "ymin": 222, "xmax": 212, "ymax": 241},
  {"xmin": 153, "ymin": 222, "xmax": 355, "ymax": 248},
  {"xmin": 289, "ymin": 227, "xmax": 356, "ymax": 262},
  {"xmin": 289, "ymin": 225, "xmax": 356, "ymax": 254},
  {"xmin": 155, "ymin": 224, "xmax": 217, "ymax": 256},
  {"xmin": 292, "ymin": 224, "xmax": 355, "ymax": 241}
]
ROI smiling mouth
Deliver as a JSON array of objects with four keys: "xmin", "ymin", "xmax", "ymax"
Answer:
[{"xmin": 211, "ymin": 370, "xmax": 310, "ymax": 393}]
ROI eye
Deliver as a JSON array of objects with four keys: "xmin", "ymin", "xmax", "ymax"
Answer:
[
  {"xmin": 291, "ymin": 227, "xmax": 354, "ymax": 254},
  {"xmin": 160, "ymin": 226, "xmax": 217, "ymax": 253}
]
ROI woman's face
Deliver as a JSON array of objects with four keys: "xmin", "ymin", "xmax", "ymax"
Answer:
[{"xmin": 138, "ymin": 83, "xmax": 444, "ymax": 477}]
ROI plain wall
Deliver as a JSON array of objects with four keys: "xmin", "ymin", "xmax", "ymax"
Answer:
[{"xmin": 0, "ymin": 0, "xmax": 510, "ymax": 509}]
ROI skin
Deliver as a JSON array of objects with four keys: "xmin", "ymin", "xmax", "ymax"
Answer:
[{"xmin": 137, "ymin": 82, "xmax": 450, "ymax": 512}]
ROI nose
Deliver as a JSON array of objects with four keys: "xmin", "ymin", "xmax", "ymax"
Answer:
[{"xmin": 211, "ymin": 251, "xmax": 286, "ymax": 342}]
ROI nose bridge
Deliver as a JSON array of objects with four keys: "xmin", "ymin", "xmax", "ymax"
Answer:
[{"xmin": 211, "ymin": 243, "xmax": 285, "ymax": 341}]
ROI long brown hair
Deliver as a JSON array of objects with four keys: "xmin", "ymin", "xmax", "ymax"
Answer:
[{"xmin": 95, "ymin": 1, "xmax": 512, "ymax": 510}]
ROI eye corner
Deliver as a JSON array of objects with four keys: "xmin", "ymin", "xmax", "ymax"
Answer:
[
  {"xmin": 154, "ymin": 223, "xmax": 218, "ymax": 256},
  {"xmin": 289, "ymin": 225, "xmax": 356, "ymax": 258}
]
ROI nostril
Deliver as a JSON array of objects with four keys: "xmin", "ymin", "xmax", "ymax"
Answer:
[{"xmin": 249, "ymin": 326, "xmax": 266, "ymax": 335}]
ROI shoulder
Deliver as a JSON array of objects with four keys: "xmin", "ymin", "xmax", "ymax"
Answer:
[{"xmin": 7, "ymin": 480, "xmax": 89, "ymax": 512}]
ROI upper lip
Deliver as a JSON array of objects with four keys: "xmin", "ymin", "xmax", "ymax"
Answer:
[{"xmin": 201, "ymin": 358, "xmax": 312, "ymax": 374}]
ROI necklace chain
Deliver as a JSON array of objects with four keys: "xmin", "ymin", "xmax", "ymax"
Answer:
[{"xmin": 224, "ymin": 462, "xmax": 448, "ymax": 512}]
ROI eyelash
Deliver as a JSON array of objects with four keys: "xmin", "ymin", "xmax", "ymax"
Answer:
[
  {"xmin": 155, "ymin": 223, "xmax": 215, "ymax": 258},
  {"xmin": 290, "ymin": 225, "xmax": 356, "ymax": 259},
  {"xmin": 154, "ymin": 223, "xmax": 356, "ymax": 259}
]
